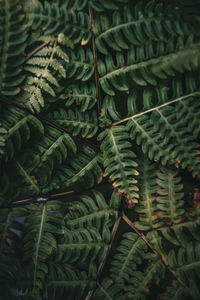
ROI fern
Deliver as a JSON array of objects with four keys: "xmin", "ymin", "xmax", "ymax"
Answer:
[
  {"xmin": 27, "ymin": 0, "xmax": 91, "ymax": 44},
  {"xmin": 1, "ymin": 106, "xmax": 44, "ymax": 160},
  {"xmin": 46, "ymin": 262, "xmax": 96, "ymax": 300},
  {"xmin": 42, "ymin": 146, "xmax": 103, "ymax": 193},
  {"xmin": 110, "ymin": 232, "xmax": 148, "ymax": 284},
  {"xmin": 0, "ymin": 0, "xmax": 28, "ymax": 96},
  {"xmin": 19, "ymin": 34, "xmax": 71, "ymax": 112},
  {"xmin": 1, "ymin": 0, "xmax": 200, "ymax": 299},
  {"xmin": 0, "ymin": 123, "xmax": 6, "ymax": 160},
  {"xmin": 23, "ymin": 201, "xmax": 64, "ymax": 296},
  {"xmin": 98, "ymin": 125, "xmax": 139, "ymax": 206},
  {"xmin": 47, "ymin": 107, "xmax": 98, "ymax": 138},
  {"xmin": 61, "ymin": 83, "xmax": 97, "ymax": 112},
  {"xmin": 134, "ymin": 155, "xmax": 163, "ymax": 231},
  {"xmin": 156, "ymin": 166, "xmax": 184, "ymax": 225}
]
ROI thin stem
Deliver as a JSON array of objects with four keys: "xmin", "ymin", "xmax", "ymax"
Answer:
[
  {"xmin": 112, "ymin": 91, "xmax": 200, "ymax": 126},
  {"xmin": 24, "ymin": 42, "xmax": 48, "ymax": 63},
  {"xmin": 1, "ymin": 181, "xmax": 109, "ymax": 208},
  {"xmin": 88, "ymin": 5, "xmax": 102, "ymax": 117},
  {"xmin": 86, "ymin": 216, "xmax": 121, "ymax": 300},
  {"xmin": 122, "ymin": 213, "xmax": 193, "ymax": 296}
]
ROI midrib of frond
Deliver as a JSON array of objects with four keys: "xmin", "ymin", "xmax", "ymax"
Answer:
[
  {"xmin": 69, "ymin": 93, "xmax": 95, "ymax": 99},
  {"xmin": 47, "ymin": 279, "xmax": 94, "ymax": 286},
  {"xmin": 40, "ymin": 134, "xmax": 65, "ymax": 162},
  {"xmin": 56, "ymin": 119, "xmax": 97, "ymax": 128},
  {"xmin": 7, "ymin": 115, "xmax": 30, "ymax": 136},
  {"xmin": 114, "ymin": 237, "xmax": 143, "ymax": 282},
  {"xmin": 112, "ymin": 91, "xmax": 200, "ymax": 126},
  {"xmin": 167, "ymin": 173, "xmax": 176, "ymax": 224},
  {"xmin": 33, "ymin": 204, "xmax": 46, "ymax": 290},
  {"xmin": 60, "ymin": 241, "xmax": 105, "ymax": 247},
  {"xmin": 129, "ymin": 118, "xmax": 164, "ymax": 154},
  {"xmin": 131, "ymin": 258, "xmax": 161, "ymax": 294},
  {"xmin": 177, "ymin": 260, "xmax": 200, "ymax": 271},
  {"xmin": 69, "ymin": 60, "xmax": 92, "ymax": 67},
  {"xmin": 30, "ymin": 39, "xmax": 57, "ymax": 100},
  {"xmin": 180, "ymin": 100, "xmax": 200, "ymax": 127},
  {"xmin": 15, "ymin": 160, "xmax": 40, "ymax": 193},
  {"xmin": 99, "ymin": 43, "xmax": 200, "ymax": 80},
  {"xmin": 67, "ymin": 209, "xmax": 115, "ymax": 227},
  {"xmin": 66, "ymin": 154, "xmax": 99, "ymax": 182},
  {"xmin": 96, "ymin": 16, "xmax": 177, "ymax": 40},
  {"xmin": 0, "ymin": 210, "xmax": 11, "ymax": 250},
  {"xmin": 110, "ymin": 128, "xmax": 130, "ymax": 196},
  {"xmin": 0, "ymin": 0, "xmax": 9, "ymax": 92},
  {"xmin": 97, "ymin": 284, "xmax": 113, "ymax": 300},
  {"xmin": 32, "ymin": 13, "xmax": 90, "ymax": 32},
  {"xmin": 156, "ymin": 109, "xmax": 185, "ymax": 148},
  {"xmin": 144, "ymin": 184, "xmax": 154, "ymax": 228}
]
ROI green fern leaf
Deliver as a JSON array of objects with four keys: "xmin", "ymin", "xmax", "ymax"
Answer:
[
  {"xmin": 28, "ymin": 0, "xmax": 91, "ymax": 44},
  {"xmin": 65, "ymin": 190, "xmax": 120, "ymax": 230},
  {"xmin": 57, "ymin": 226, "xmax": 110, "ymax": 264},
  {"xmin": 1, "ymin": 106, "xmax": 44, "ymax": 160},
  {"xmin": 110, "ymin": 232, "xmax": 148, "ymax": 284},
  {"xmin": 23, "ymin": 201, "xmax": 64, "ymax": 296},
  {"xmin": 61, "ymin": 83, "xmax": 97, "ymax": 112},
  {"xmin": 98, "ymin": 125, "xmax": 139, "ymax": 206},
  {"xmin": 134, "ymin": 155, "xmax": 164, "ymax": 231},
  {"xmin": 42, "ymin": 147, "xmax": 103, "ymax": 193},
  {"xmin": 92, "ymin": 279, "xmax": 123, "ymax": 300},
  {"xmin": 47, "ymin": 262, "xmax": 96, "ymax": 300},
  {"xmin": 0, "ymin": 0, "xmax": 28, "ymax": 96},
  {"xmin": 156, "ymin": 166, "xmax": 184, "ymax": 225},
  {"xmin": 47, "ymin": 107, "xmax": 98, "ymax": 138}
]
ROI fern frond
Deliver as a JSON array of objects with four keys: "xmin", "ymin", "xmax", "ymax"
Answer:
[
  {"xmin": 47, "ymin": 262, "xmax": 96, "ymax": 300},
  {"xmin": 95, "ymin": 2, "xmax": 197, "ymax": 54},
  {"xmin": 57, "ymin": 226, "xmax": 110, "ymax": 264},
  {"xmin": 61, "ymin": 83, "xmax": 97, "ymax": 112},
  {"xmin": 99, "ymin": 40, "xmax": 200, "ymax": 96},
  {"xmin": 89, "ymin": 0, "xmax": 128, "ymax": 12},
  {"xmin": 47, "ymin": 107, "xmax": 98, "ymax": 138},
  {"xmin": 156, "ymin": 166, "xmax": 184, "ymax": 225},
  {"xmin": 42, "ymin": 147, "xmax": 103, "ymax": 193},
  {"xmin": 0, "ymin": 208, "xmax": 25, "ymax": 252},
  {"xmin": 1, "ymin": 106, "xmax": 44, "ymax": 160},
  {"xmin": 0, "ymin": 0, "xmax": 28, "ymax": 96},
  {"xmin": 161, "ymin": 280, "xmax": 189, "ymax": 300},
  {"xmin": 127, "ymin": 100, "xmax": 200, "ymax": 175},
  {"xmin": 31, "ymin": 126, "xmax": 76, "ymax": 182},
  {"xmin": 124, "ymin": 257, "xmax": 165, "ymax": 299},
  {"xmin": 0, "ymin": 124, "xmax": 6, "ymax": 160},
  {"xmin": 20, "ymin": 35, "xmax": 70, "ymax": 113},
  {"xmin": 134, "ymin": 155, "xmax": 163, "ymax": 231},
  {"xmin": 98, "ymin": 125, "xmax": 139, "ymax": 206},
  {"xmin": 92, "ymin": 279, "xmax": 123, "ymax": 300},
  {"xmin": 66, "ymin": 46, "xmax": 94, "ymax": 81},
  {"xmin": 23, "ymin": 201, "xmax": 64, "ymax": 297},
  {"xmin": 159, "ymin": 219, "xmax": 200, "ymax": 247},
  {"xmin": 168, "ymin": 242, "xmax": 200, "ymax": 292},
  {"xmin": 65, "ymin": 190, "xmax": 120, "ymax": 230},
  {"xmin": 28, "ymin": 0, "xmax": 91, "ymax": 44},
  {"xmin": 110, "ymin": 232, "xmax": 148, "ymax": 284}
]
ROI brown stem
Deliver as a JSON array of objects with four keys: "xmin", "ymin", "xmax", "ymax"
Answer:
[
  {"xmin": 24, "ymin": 42, "xmax": 48, "ymax": 63},
  {"xmin": 88, "ymin": 5, "xmax": 102, "ymax": 117},
  {"xmin": 122, "ymin": 213, "xmax": 192, "ymax": 296},
  {"xmin": 86, "ymin": 216, "xmax": 121, "ymax": 300},
  {"xmin": 1, "ymin": 181, "xmax": 109, "ymax": 209}
]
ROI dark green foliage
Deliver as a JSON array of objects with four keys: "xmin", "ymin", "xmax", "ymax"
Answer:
[{"xmin": 0, "ymin": 0, "xmax": 200, "ymax": 299}]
